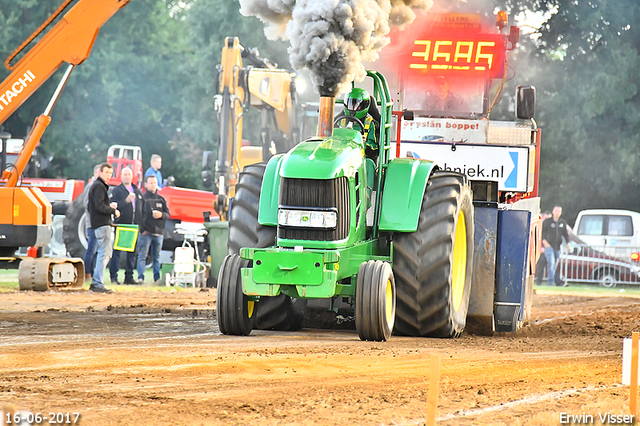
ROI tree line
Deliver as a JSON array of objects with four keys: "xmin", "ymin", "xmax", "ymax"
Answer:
[
  {"xmin": 0, "ymin": 0, "xmax": 289, "ymax": 188},
  {"xmin": 1, "ymin": 0, "xmax": 638, "ymax": 225}
]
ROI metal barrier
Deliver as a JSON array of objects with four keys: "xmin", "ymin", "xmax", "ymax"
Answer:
[{"xmin": 557, "ymin": 244, "xmax": 640, "ymax": 287}]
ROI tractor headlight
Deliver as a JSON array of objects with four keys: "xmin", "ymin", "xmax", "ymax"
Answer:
[
  {"xmin": 278, "ymin": 208, "xmax": 337, "ymax": 229},
  {"xmin": 288, "ymin": 210, "xmax": 302, "ymax": 226}
]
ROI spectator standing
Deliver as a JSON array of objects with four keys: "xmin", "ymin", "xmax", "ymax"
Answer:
[
  {"xmin": 541, "ymin": 206, "xmax": 570, "ymax": 286},
  {"xmin": 83, "ymin": 164, "xmax": 101, "ymax": 281},
  {"xmin": 87, "ymin": 163, "xmax": 120, "ymax": 293},
  {"xmin": 144, "ymin": 154, "xmax": 163, "ymax": 189},
  {"xmin": 534, "ymin": 211, "xmax": 552, "ymax": 286},
  {"xmin": 108, "ymin": 167, "xmax": 142, "ymax": 285},
  {"xmin": 137, "ymin": 175, "xmax": 170, "ymax": 284}
]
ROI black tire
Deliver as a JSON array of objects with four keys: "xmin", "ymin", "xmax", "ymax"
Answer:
[
  {"xmin": 595, "ymin": 268, "xmax": 618, "ymax": 288},
  {"xmin": 227, "ymin": 163, "xmax": 306, "ymax": 331},
  {"xmin": 63, "ymin": 192, "xmax": 88, "ymax": 258},
  {"xmin": 254, "ymin": 296, "xmax": 308, "ymax": 331},
  {"xmin": 217, "ymin": 254, "xmax": 255, "ymax": 335},
  {"xmin": 227, "ymin": 163, "xmax": 276, "ymax": 255},
  {"xmin": 356, "ymin": 260, "xmax": 396, "ymax": 341},
  {"xmin": 0, "ymin": 247, "xmax": 17, "ymax": 257},
  {"xmin": 206, "ymin": 275, "xmax": 217, "ymax": 288},
  {"xmin": 393, "ymin": 170, "xmax": 474, "ymax": 338}
]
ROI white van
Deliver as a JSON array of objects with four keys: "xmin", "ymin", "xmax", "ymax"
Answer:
[{"xmin": 573, "ymin": 209, "xmax": 640, "ymax": 261}]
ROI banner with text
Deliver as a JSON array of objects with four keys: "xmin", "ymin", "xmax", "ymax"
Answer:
[
  {"xmin": 393, "ymin": 142, "xmax": 532, "ymax": 192},
  {"xmin": 401, "ymin": 117, "xmax": 489, "ymax": 144}
]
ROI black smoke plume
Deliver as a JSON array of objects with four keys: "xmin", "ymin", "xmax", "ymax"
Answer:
[{"xmin": 240, "ymin": 0, "xmax": 433, "ymax": 96}]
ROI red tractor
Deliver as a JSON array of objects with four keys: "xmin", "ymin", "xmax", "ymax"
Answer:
[{"xmin": 62, "ymin": 144, "xmax": 218, "ymax": 260}]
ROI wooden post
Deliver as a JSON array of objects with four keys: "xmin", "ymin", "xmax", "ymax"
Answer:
[
  {"xmin": 631, "ymin": 332, "xmax": 639, "ymax": 416},
  {"xmin": 427, "ymin": 354, "xmax": 441, "ymax": 426}
]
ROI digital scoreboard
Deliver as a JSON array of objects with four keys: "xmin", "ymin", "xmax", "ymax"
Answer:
[
  {"xmin": 381, "ymin": 13, "xmax": 508, "ymax": 79},
  {"xmin": 407, "ymin": 33, "xmax": 505, "ymax": 77}
]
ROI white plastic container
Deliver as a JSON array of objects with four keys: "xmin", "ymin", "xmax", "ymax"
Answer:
[{"xmin": 173, "ymin": 246, "xmax": 195, "ymax": 274}]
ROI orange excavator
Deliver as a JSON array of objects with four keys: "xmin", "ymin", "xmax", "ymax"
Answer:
[{"xmin": 0, "ymin": 0, "xmax": 129, "ymax": 290}]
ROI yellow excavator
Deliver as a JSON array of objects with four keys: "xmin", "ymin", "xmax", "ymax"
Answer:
[
  {"xmin": 0, "ymin": 0, "xmax": 129, "ymax": 289},
  {"xmin": 202, "ymin": 37, "xmax": 303, "ymax": 220}
]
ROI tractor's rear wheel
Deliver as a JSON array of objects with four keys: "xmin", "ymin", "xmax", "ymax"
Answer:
[
  {"xmin": 217, "ymin": 254, "xmax": 255, "ymax": 335},
  {"xmin": 393, "ymin": 170, "xmax": 474, "ymax": 337},
  {"xmin": 356, "ymin": 260, "xmax": 396, "ymax": 341},
  {"xmin": 63, "ymin": 192, "xmax": 88, "ymax": 258},
  {"xmin": 227, "ymin": 163, "xmax": 307, "ymax": 331},
  {"xmin": 227, "ymin": 163, "xmax": 276, "ymax": 256},
  {"xmin": 253, "ymin": 296, "xmax": 307, "ymax": 331}
]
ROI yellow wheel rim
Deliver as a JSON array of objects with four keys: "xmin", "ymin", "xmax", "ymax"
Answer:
[
  {"xmin": 385, "ymin": 278, "xmax": 394, "ymax": 324},
  {"xmin": 247, "ymin": 300, "xmax": 255, "ymax": 318},
  {"xmin": 451, "ymin": 210, "xmax": 467, "ymax": 312}
]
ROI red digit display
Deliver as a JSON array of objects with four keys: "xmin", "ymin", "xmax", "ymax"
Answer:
[
  {"xmin": 407, "ymin": 34, "xmax": 505, "ymax": 77},
  {"xmin": 376, "ymin": 13, "xmax": 508, "ymax": 80}
]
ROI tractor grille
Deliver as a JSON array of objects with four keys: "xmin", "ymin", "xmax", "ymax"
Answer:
[{"xmin": 278, "ymin": 177, "xmax": 350, "ymax": 241}]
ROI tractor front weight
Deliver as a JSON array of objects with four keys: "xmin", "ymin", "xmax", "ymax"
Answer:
[{"xmin": 240, "ymin": 238, "xmax": 392, "ymax": 299}]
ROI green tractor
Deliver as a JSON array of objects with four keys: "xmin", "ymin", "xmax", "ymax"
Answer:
[{"xmin": 217, "ymin": 71, "xmax": 474, "ymax": 341}]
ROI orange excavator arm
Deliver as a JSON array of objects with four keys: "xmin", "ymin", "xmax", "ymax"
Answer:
[{"xmin": 0, "ymin": 0, "xmax": 129, "ymax": 187}]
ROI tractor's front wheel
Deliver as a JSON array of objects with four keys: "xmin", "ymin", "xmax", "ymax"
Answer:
[
  {"xmin": 393, "ymin": 170, "xmax": 474, "ymax": 337},
  {"xmin": 217, "ymin": 254, "xmax": 255, "ymax": 335},
  {"xmin": 227, "ymin": 163, "xmax": 306, "ymax": 331},
  {"xmin": 356, "ymin": 260, "xmax": 396, "ymax": 341}
]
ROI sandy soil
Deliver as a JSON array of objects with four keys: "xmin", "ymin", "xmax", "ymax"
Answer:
[{"xmin": 1, "ymin": 287, "xmax": 639, "ymax": 426}]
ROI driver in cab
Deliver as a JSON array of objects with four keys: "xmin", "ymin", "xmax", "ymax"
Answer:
[
  {"xmin": 335, "ymin": 88, "xmax": 381, "ymax": 160},
  {"xmin": 425, "ymin": 76, "xmax": 469, "ymax": 112}
]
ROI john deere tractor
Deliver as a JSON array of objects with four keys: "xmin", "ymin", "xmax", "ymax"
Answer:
[{"xmin": 217, "ymin": 71, "xmax": 475, "ymax": 341}]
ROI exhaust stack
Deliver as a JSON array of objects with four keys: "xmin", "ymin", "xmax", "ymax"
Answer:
[{"xmin": 317, "ymin": 96, "xmax": 335, "ymax": 138}]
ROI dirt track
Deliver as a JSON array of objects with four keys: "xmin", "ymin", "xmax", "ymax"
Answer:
[{"xmin": 1, "ymin": 288, "xmax": 639, "ymax": 426}]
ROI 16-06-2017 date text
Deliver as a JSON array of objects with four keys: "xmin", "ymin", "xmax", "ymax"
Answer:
[{"xmin": 3, "ymin": 411, "xmax": 81, "ymax": 425}]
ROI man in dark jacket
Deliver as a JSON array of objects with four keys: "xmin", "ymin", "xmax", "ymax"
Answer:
[
  {"xmin": 542, "ymin": 205, "xmax": 570, "ymax": 286},
  {"xmin": 83, "ymin": 164, "xmax": 101, "ymax": 282},
  {"xmin": 87, "ymin": 163, "xmax": 120, "ymax": 293},
  {"xmin": 136, "ymin": 175, "xmax": 170, "ymax": 284},
  {"xmin": 535, "ymin": 211, "xmax": 552, "ymax": 286},
  {"xmin": 108, "ymin": 167, "xmax": 142, "ymax": 285}
]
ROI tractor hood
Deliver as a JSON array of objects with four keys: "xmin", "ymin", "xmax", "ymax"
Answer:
[
  {"xmin": 258, "ymin": 128, "xmax": 366, "ymax": 227},
  {"xmin": 279, "ymin": 128, "xmax": 365, "ymax": 180}
]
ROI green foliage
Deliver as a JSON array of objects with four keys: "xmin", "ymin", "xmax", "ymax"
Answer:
[
  {"xmin": 0, "ymin": 0, "xmax": 291, "ymax": 188},
  {"xmin": 512, "ymin": 0, "xmax": 640, "ymax": 223},
  {"xmin": 460, "ymin": 0, "xmax": 640, "ymax": 223},
  {"xmin": 1, "ymin": 0, "xmax": 195, "ymax": 186}
]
